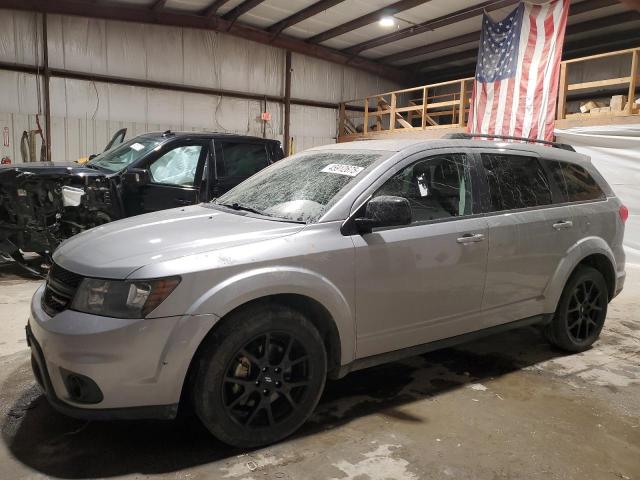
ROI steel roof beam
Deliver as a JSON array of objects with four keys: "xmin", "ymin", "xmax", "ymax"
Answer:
[
  {"xmin": 201, "ymin": 0, "xmax": 233, "ymax": 17},
  {"xmin": 0, "ymin": 0, "xmax": 410, "ymax": 82},
  {"xmin": 345, "ymin": 0, "xmax": 517, "ymax": 55},
  {"xmin": 267, "ymin": 0, "xmax": 346, "ymax": 38},
  {"xmin": 421, "ymin": 29, "xmax": 640, "ymax": 83},
  {"xmin": 382, "ymin": 1, "xmax": 631, "ymax": 64},
  {"xmin": 307, "ymin": 0, "xmax": 431, "ymax": 44},
  {"xmin": 223, "ymin": 0, "xmax": 266, "ymax": 23},
  {"xmin": 409, "ymin": 10, "xmax": 640, "ymax": 70},
  {"xmin": 345, "ymin": 0, "xmax": 618, "ymax": 56}
]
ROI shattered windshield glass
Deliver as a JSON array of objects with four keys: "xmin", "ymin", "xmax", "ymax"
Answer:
[
  {"xmin": 88, "ymin": 137, "xmax": 164, "ymax": 172},
  {"xmin": 213, "ymin": 151, "xmax": 383, "ymax": 223}
]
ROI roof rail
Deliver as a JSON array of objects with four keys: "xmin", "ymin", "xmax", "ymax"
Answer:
[{"xmin": 442, "ymin": 133, "xmax": 575, "ymax": 152}]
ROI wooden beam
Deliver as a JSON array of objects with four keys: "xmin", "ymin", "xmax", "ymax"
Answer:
[
  {"xmin": 557, "ymin": 63, "xmax": 568, "ymax": 120},
  {"xmin": 344, "ymin": 0, "xmax": 517, "ymax": 55},
  {"xmin": 201, "ymin": 0, "xmax": 232, "ymax": 17},
  {"xmin": 223, "ymin": 0, "xmax": 266, "ymax": 23},
  {"xmin": 307, "ymin": 0, "xmax": 430, "ymax": 44},
  {"xmin": 267, "ymin": 0, "xmax": 346, "ymax": 38},
  {"xmin": 567, "ymin": 77, "xmax": 632, "ymax": 91},
  {"xmin": 628, "ymin": 50, "xmax": 639, "ymax": 114},
  {"xmin": 0, "ymin": 0, "xmax": 409, "ymax": 83}
]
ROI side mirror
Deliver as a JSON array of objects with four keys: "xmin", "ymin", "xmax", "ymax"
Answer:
[
  {"xmin": 123, "ymin": 168, "xmax": 150, "ymax": 186},
  {"xmin": 355, "ymin": 195, "xmax": 412, "ymax": 234}
]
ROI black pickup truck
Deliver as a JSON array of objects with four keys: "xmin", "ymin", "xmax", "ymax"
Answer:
[{"xmin": 0, "ymin": 131, "xmax": 284, "ymax": 271}]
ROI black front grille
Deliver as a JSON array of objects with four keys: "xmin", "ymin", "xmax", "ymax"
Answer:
[{"xmin": 42, "ymin": 263, "xmax": 84, "ymax": 316}]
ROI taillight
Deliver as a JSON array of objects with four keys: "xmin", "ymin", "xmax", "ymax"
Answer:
[{"xmin": 619, "ymin": 205, "xmax": 629, "ymax": 223}]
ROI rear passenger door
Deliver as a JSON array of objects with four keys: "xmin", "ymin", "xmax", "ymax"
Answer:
[
  {"xmin": 212, "ymin": 140, "xmax": 271, "ymax": 196},
  {"xmin": 476, "ymin": 151, "xmax": 577, "ymax": 321}
]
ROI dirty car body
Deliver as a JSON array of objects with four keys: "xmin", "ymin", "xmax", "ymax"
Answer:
[
  {"xmin": 0, "ymin": 131, "xmax": 284, "ymax": 261},
  {"xmin": 27, "ymin": 138, "xmax": 626, "ymax": 447}
]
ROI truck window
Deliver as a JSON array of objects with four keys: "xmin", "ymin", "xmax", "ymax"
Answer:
[
  {"xmin": 481, "ymin": 153, "xmax": 552, "ymax": 211},
  {"xmin": 149, "ymin": 145, "xmax": 202, "ymax": 187},
  {"xmin": 217, "ymin": 142, "xmax": 269, "ymax": 178}
]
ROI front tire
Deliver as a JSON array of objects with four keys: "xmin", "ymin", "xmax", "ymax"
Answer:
[
  {"xmin": 193, "ymin": 303, "xmax": 327, "ymax": 448},
  {"xmin": 546, "ymin": 265, "xmax": 608, "ymax": 352}
]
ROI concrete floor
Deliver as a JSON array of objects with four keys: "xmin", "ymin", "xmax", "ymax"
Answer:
[{"xmin": 0, "ymin": 260, "xmax": 638, "ymax": 480}]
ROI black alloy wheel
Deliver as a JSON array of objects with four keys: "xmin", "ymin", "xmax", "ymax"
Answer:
[
  {"xmin": 193, "ymin": 304, "xmax": 327, "ymax": 448},
  {"xmin": 546, "ymin": 265, "xmax": 608, "ymax": 352},
  {"xmin": 222, "ymin": 332, "xmax": 311, "ymax": 428},
  {"xmin": 565, "ymin": 279, "xmax": 605, "ymax": 344}
]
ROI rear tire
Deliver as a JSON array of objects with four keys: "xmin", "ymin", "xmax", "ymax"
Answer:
[
  {"xmin": 546, "ymin": 265, "xmax": 608, "ymax": 352},
  {"xmin": 192, "ymin": 303, "xmax": 327, "ymax": 448}
]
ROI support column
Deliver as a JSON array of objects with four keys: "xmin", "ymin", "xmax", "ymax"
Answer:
[
  {"xmin": 42, "ymin": 13, "xmax": 52, "ymax": 162},
  {"xmin": 283, "ymin": 50, "xmax": 292, "ymax": 156}
]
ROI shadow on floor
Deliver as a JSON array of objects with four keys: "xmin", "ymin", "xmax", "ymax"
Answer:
[{"xmin": 1, "ymin": 325, "xmax": 567, "ymax": 478}]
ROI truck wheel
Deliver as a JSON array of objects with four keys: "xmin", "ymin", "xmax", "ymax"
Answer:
[
  {"xmin": 546, "ymin": 265, "xmax": 608, "ymax": 352},
  {"xmin": 193, "ymin": 303, "xmax": 327, "ymax": 448}
]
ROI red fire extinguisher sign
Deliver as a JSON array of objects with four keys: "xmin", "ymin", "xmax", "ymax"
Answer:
[{"xmin": 2, "ymin": 127, "xmax": 8, "ymax": 147}]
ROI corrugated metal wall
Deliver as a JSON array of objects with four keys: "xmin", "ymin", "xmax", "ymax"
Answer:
[{"xmin": 0, "ymin": 9, "xmax": 399, "ymax": 162}]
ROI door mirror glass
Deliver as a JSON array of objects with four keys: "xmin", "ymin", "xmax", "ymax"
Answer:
[
  {"xmin": 123, "ymin": 168, "xmax": 150, "ymax": 185},
  {"xmin": 356, "ymin": 195, "xmax": 412, "ymax": 233}
]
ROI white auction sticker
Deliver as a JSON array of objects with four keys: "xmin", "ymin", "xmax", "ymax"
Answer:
[
  {"xmin": 130, "ymin": 142, "xmax": 145, "ymax": 151},
  {"xmin": 321, "ymin": 164, "xmax": 364, "ymax": 177}
]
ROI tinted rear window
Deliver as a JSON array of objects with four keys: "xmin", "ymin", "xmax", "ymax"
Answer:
[
  {"xmin": 216, "ymin": 142, "xmax": 269, "ymax": 178},
  {"xmin": 560, "ymin": 162, "xmax": 605, "ymax": 202},
  {"xmin": 481, "ymin": 154, "xmax": 552, "ymax": 211}
]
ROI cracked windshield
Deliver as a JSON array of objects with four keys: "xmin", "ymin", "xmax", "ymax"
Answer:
[{"xmin": 213, "ymin": 151, "xmax": 384, "ymax": 223}]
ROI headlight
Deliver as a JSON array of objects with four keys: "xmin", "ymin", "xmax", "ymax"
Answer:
[{"xmin": 71, "ymin": 277, "xmax": 180, "ymax": 318}]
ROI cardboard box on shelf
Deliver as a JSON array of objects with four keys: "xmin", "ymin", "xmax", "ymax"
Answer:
[{"xmin": 610, "ymin": 95, "xmax": 627, "ymax": 111}]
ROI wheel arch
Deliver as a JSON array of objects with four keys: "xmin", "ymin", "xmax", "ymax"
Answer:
[
  {"xmin": 545, "ymin": 236, "xmax": 618, "ymax": 312},
  {"xmin": 179, "ymin": 292, "xmax": 344, "ymax": 410}
]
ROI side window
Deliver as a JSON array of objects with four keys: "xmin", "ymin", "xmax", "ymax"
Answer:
[
  {"xmin": 149, "ymin": 145, "xmax": 202, "ymax": 187},
  {"xmin": 373, "ymin": 154, "xmax": 474, "ymax": 223},
  {"xmin": 217, "ymin": 142, "xmax": 269, "ymax": 178},
  {"xmin": 542, "ymin": 159, "xmax": 569, "ymax": 203},
  {"xmin": 481, "ymin": 154, "xmax": 552, "ymax": 211},
  {"xmin": 560, "ymin": 162, "xmax": 605, "ymax": 202}
]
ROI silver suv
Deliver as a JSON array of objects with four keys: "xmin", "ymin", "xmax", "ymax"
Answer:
[{"xmin": 27, "ymin": 137, "xmax": 627, "ymax": 447}]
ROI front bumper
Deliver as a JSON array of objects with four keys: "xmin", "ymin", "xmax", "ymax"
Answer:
[{"xmin": 27, "ymin": 284, "xmax": 185, "ymax": 420}]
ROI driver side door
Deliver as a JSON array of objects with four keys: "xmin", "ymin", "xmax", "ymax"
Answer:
[
  {"xmin": 352, "ymin": 151, "xmax": 489, "ymax": 358},
  {"xmin": 124, "ymin": 139, "xmax": 209, "ymax": 215}
]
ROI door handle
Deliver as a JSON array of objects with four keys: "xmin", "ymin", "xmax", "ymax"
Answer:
[
  {"xmin": 456, "ymin": 233, "xmax": 485, "ymax": 244},
  {"xmin": 552, "ymin": 220, "xmax": 573, "ymax": 230}
]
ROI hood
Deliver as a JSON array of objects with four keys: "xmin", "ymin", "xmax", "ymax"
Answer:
[
  {"xmin": 0, "ymin": 162, "xmax": 105, "ymax": 179},
  {"xmin": 53, "ymin": 204, "xmax": 305, "ymax": 278}
]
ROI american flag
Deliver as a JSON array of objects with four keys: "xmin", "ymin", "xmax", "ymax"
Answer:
[{"xmin": 467, "ymin": 0, "xmax": 569, "ymax": 141}]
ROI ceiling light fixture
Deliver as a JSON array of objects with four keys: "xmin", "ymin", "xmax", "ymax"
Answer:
[{"xmin": 379, "ymin": 16, "xmax": 395, "ymax": 27}]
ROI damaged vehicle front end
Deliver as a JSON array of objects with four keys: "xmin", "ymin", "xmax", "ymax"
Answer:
[
  {"xmin": 0, "ymin": 131, "xmax": 285, "ymax": 274},
  {"xmin": 0, "ymin": 163, "xmax": 121, "ymax": 273}
]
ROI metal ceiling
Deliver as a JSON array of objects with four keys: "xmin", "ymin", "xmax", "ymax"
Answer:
[{"xmin": 0, "ymin": 0, "xmax": 637, "ymax": 84}]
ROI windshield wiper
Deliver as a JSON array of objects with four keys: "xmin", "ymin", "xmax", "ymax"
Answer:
[
  {"xmin": 219, "ymin": 203, "xmax": 266, "ymax": 216},
  {"xmin": 217, "ymin": 203, "xmax": 306, "ymax": 224}
]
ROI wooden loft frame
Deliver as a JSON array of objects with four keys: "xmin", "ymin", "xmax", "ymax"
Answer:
[
  {"xmin": 557, "ymin": 47, "xmax": 640, "ymax": 120},
  {"xmin": 338, "ymin": 46, "xmax": 640, "ymax": 142}
]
